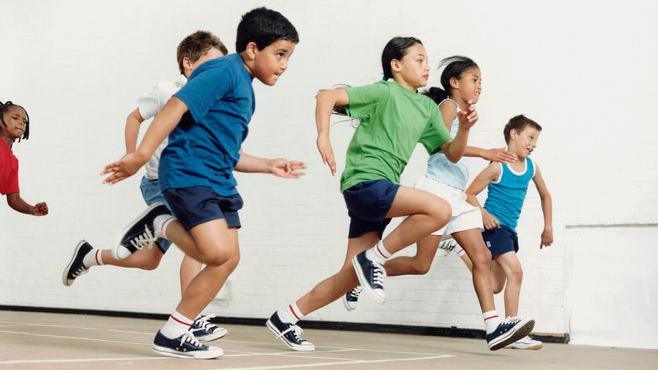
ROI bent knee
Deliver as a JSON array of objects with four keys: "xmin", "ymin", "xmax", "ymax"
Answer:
[{"xmin": 428, "ymin": 199, "xmax": 452, "ymax": 226}]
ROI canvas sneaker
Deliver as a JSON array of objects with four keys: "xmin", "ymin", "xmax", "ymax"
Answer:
[
  {"xmin": 486, "ymin": 317, "xmax": 535, "ymax": 351},
  {"xmin": 266, "ymin": 312, "xmax": 315, "ymax": 351},
  {"xmin": 62, "ymin": 240, "xmax": 94, "ymax": 286},
  {"xmin": 342, "ymin": 286, "xmax": 363, "ymax": 311},
  {"xmin": 152, "ymin": 330, "xmax": 223, "ymax": 359},
  {"xmin": 191, "ymin": 315, "xmax": 228, "ymax": 342},
  {"xmin": 113, "ymin": 203, "xmax": 171, "ymax": 259},
  {"xmin": 352, "ymin": 251, "xmax": 386, "ymax": 304}
]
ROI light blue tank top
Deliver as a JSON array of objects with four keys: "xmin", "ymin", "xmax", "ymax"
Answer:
[
  {"xmin": 483, "ymin": 158, "xmax": 535, "ymax": 232},
  {"xmin": 425, "ymin": 99, "xmax": 469, "ymax": 190}
]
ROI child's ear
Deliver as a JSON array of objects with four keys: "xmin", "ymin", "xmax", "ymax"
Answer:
[
  {"xmin": 182, "ymin": 57, "xmax": 193, "ymax": 71},
  {"xmin": 391, "ymin": 59, "xmax": 402, "ymax": 74},
  {"xmin": 510, "ymin": 128, "xmax": 519, "ymax": 140},
  {"xmin": 449, "ymin": 76, "xmax": 459, "ymax": 90},
  {"xmin": 244, "ymin": 42, "xmax": 258, "ymax": 61}
]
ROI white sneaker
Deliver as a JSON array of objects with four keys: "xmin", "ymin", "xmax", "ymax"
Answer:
[
  {"xmin": 508, "ymin": 335, "xmax": 543, "ymax": 350},
  {"xmin": 438, "ymin": 238, "xmax": 461, "ymax": 257}
]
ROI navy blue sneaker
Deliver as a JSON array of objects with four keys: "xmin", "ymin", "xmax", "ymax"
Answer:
[
  {"xmin": 342, "ymin": 286, "xmax": 362, "ymax": 311},
  {"xmin": 191, "ymin": 315, "xmax": 228, "ymax": 341},
  {"xmin": 351, "ymin": 251, "xmax": 386, "ymax": 304},
  {"xmin": 113, "ymin": 203, "xmax": 171, "ymax": 259},
  {"xmin": 152, "ymin": 330, "xmax": 223, "ymax": 359},
  {"xmin": 486, "ymin": 317, "xmax": 535, "ymax": 351},
  {"xmin": 62, "ymin": 240, "xmax": 94, "ymax": 286},
  {"xmin": 266, "ymin": 312, "xmax": 315, "ymax": 351}
]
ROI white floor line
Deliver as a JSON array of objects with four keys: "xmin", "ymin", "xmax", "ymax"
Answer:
[
  {"xmin": 225, "ymin": 349, "xmax": 358, "ymax": 357},
  {"xmin": 0, "ymin": 321, "xmax": 355, "ymax": 351},
  {"xmin": 213, "ymin": 355, "xmax": 455, "ymax": 370},
  {"xmin": 0, "ymin": 357, "xmax": 172, "ymax": 365},
  {"xmin": 0, "ymin": 329, "xmax": 149, "ymax": 346}
]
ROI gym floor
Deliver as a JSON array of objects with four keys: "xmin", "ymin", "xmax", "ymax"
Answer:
[{"xmin": 1, "ymin": 310, "xmax": 656, "ymax": 370}]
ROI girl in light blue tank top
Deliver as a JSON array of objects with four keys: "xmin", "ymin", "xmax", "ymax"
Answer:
[{"xmin": 423, "ymin": 59, "xmax": 515, "ymax": 191}]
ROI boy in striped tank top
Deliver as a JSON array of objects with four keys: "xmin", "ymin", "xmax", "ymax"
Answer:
[{"xmin": 464, "ymin": 115, "xmax": 553, "ymax": 350}]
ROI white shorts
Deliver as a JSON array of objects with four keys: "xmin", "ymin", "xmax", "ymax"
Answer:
[{"xmin": 414, "ymin": 176, "xmax": 484, "ymax": 236}]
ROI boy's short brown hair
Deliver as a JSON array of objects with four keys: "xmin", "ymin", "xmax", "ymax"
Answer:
[
  {"xmin": 177, "ymin": 31, "xmax": 228, "ymax": 74},
  {"xmin": 503, "ymin": 115, "xmax": 542, "ymax": 144}
]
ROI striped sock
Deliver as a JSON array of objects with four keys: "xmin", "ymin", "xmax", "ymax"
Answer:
[
  {"xmin": 483, "ymin": 311, "xmax": 501, "ymax": 334},
  {"xmin": 82, "ymin": 249, "xmax": 104, "ymax": 268},
  {"xmin": 365, "ymin": 241, "xmax": 391, "ymax": 265},
  {"xmin": 153, "ymin": 214, "xmax": 175, "ymax": 240},
  {"xmin": 160, "ymin": 311, "xmax": 193, "ymax": 339},
  {"xmin": 278, "ymin": 302, "xmax": 304, "ymax": 325}
]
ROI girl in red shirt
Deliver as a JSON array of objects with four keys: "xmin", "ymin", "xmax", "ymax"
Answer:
[{"xmin": 0, "ymin": 101, "xmax": 48, "ymax": 216}]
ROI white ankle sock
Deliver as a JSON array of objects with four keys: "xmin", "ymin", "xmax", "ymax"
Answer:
[
  {"xmin": 82, "ymin": 249, "xmax": 103, "ymax": 268},
  {"xmin": 365, "ymin": 241, "xmax": 391, "ymax": 265},
  {"xmin": 483, "ymin": 311, "xmax": 501, "ymax": 334},
  {"xmin": 278, "ymin": 303, "xmax": 304, "ymax": 325},
  {"xmin": 153, "ymin": 214, "xmax": 175, "ymax": 239},
  {"xmin": 160, "ymin": 311, "xmax": 193, "ymax": 339}
]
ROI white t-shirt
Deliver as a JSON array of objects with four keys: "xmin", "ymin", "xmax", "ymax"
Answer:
[{"xmin": 137, "ymin": 75, "xmax": 187, "ymax": 179}]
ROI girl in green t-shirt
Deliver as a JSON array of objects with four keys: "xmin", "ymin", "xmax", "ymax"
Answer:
[{"xmin": 267, "ymin": 37, "xmax": 478, "ymax": 351}]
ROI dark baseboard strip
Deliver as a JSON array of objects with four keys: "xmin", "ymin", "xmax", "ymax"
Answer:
[{"xmin": 0, "ymin": 305, "xmax": 568, "ymax": 344}]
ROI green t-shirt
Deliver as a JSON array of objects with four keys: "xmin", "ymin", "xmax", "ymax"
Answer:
[{"xmin": 340, "ymin": 80, "xmax": 451, "ymax": 192}]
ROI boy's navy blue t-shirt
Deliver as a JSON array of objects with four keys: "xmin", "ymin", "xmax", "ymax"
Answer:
[{"xmin": 159, "ymin": 54, "xmax": 255, "ymax": 197}]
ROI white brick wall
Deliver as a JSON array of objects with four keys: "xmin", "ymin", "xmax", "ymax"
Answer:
[{"xmin": 1, "ymin": 0, "xmax": 657, "ymax": 347}]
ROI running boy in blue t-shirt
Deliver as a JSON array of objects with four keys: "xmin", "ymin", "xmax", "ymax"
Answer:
[
  {"xmin": 102, "ymin": 7, "xmax": 302, "ymax": 360},
  {"xmin": 464, "ymin": 114, "xmax": 553, "ymax": 350}
]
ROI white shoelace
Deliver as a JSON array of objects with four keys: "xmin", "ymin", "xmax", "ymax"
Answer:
[
  {"xmin": 129, "ymin": 225, "xmax": 157, "ymax": 250},
  {"xmin": 179, "ymin": 331, "xmax": 203, "ymax": 348},
  {"xmin": 372, "ymin": 263, "xmax": 385, "ymax": 288},
  {"xmin": 194, "ymin": 315, "xmax": 218, "ymax": 332},
  {"xmin": 278, "ymin": 325, "xmax": 305, "ymax": 343},
  {"xmin": 72, "ymin": 266, "xmax": 87, "ymax": 278},
  {"xmin": 349, "ymin": 286, "xmax": 363, "ymax": 299}
]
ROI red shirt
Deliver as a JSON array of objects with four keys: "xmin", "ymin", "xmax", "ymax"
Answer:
[{"xmin": 0, "ymin": 139, "xmax": 19, "ymax": 195}]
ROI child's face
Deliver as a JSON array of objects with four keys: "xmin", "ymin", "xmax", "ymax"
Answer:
[
  {"xmin": 1, "ymin": 106, "xmax": 27, "ymax": 140},
  {"xmin": 251, "ymin": 39, "xmax": 296, "ymax": 86},
  {"xmin": 511, "ymin": 126, "xmax": 540, "ymax": 158},
  {"xmin": 453, "ymin": 67, "xmax": 481, "ymax": 104},
  {"xmin": 395, "ymin": 43, "xmax": 430, "ymax": 89},
  {"xmin": 185, "ymin": 47, "xmax": 226, "ymax": 77}
]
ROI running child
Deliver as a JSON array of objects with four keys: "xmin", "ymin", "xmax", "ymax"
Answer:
[
  {"xmin": 463, "ymin": 114, "xmax": 553, "ymax": 350},
  {"xmin": 1, "ymin": 101, "xmax": 48, "ymax": 216},
  {"xmin": 101, "ymin": 7, "xmax": 302, "ymax": 360},
  {"xmin": 62, "ymin": 31, "xmax": 228, "ymax": 341}
]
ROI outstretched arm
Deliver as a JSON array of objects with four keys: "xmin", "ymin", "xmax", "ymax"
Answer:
[
  {"xmin": 315, "ymin": 88, "xmax": 349, "ymax": 176},
  {"xmin": 235, "ymin": 150, "xmax": 306, "ymax": 179},
  {"xmin": 533, "ymin": 165, "xmax": 553, "ymax": 248},
  {"xmin": 464, "ymin": 146, "xmax": 516, "ymax": 163},
  {"xmin": 6, "ymin": 193, "xmax": 48, "ymax": 216},
  {"xmin": 103, "ymin": 97, "xmax": 188, "ymax": 184},
  {"xmin": 465, "ymin": 162, "xmax": 500, "ymax": 229},
  {"xmin": 124, "ymin": 108, "xmax": 145, "ymax": 154}
]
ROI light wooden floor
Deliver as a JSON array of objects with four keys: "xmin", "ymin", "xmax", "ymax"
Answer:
[{"xmin": 0, "ymin": 311, "xmax": 656, "ymax": 370}]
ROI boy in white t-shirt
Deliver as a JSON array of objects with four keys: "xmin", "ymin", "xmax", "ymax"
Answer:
[{"xmin": 62, "ymin": 31, "xmax": 229, "ymax": 341}]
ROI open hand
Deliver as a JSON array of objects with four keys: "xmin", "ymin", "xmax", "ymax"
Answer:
[
  {"xmin": 269, "ymin": 158, "xmax": 306, "ymax": 179},
  {"xmin": 485, "ymin": 148, "xmax": 516, "ymax": 163},
  {"xmin": 101, "ymin": 152, "xmax": 144, "ymax": 184},
  {"xmin": 316, "ymin": 135, "xmax": 336, "ymax": 176},
  {"xmin": 458, "ymin": 101, "xmax": 479, "ymax": 130}
]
